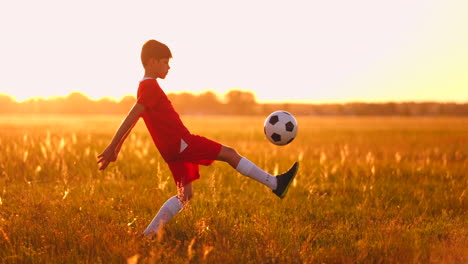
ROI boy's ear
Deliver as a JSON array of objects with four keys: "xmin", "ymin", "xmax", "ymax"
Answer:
[{"xmin": 148, "ymin": 58, "xmax": 161, "ymax": 65}]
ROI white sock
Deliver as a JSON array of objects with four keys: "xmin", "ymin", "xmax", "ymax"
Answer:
[
  {"xmin": 236, "ymin": 157, "xmax": 277, "ymax": 190},
  {"xmin": 143, "ymin": 196, "xmax": 182, "ymax": 237}
]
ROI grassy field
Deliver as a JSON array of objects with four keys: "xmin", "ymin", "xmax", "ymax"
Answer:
[{"xmin": 0, "ymin": 115, "xmax": 467, "ymax": 263}]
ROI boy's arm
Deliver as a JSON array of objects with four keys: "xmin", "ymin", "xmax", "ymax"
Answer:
[{"xmin": 97, "ymin": 103, "xmax": 145, "ymax": 170}]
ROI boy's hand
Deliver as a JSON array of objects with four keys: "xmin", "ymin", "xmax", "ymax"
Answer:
[
  {"xmin": 96, "ymin": 103, "xmax": 144, "ymax": 170},
  {"xmin": 97, "ymin": 145, "xmax": 118, "ymax": 170}
]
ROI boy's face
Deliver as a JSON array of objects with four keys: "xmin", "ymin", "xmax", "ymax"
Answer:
[{"xmin": 149, "ymin": 58, "xmax": 171, "ymax": 79}]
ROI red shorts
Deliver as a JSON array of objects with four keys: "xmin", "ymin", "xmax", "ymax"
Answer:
[{"xmin": 166, "ymin": 134, "xmax": 222, "ymax": 187}]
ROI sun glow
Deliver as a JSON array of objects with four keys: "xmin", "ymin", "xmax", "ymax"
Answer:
[{"xmin": 0, "ymin": 0, "xmax": 467, "ymax": 103}]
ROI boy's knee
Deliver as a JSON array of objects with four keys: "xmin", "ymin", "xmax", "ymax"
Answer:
[
  {"xmin": 225, "ymin": 146, "xmax": 236, "ymax": 157},
  {"xmin": 218, "ymin": 146, "xmax": 242, "ymax": 168},
  {"xmin": 183, "ymin": 192, "xmax": 193, "ymax": 202},
  {"xmin": 219, "ymin": 146, "xmax": 239, "ymax": 161},
  {"xmin": 178, "ymin": 187, "xmax": 193, "ymax": 204},
  {"xmin": 179, "ymin": 194, "xmax": 192, "ymax": 205}
]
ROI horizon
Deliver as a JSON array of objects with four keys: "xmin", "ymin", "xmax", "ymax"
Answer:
[
  {"xmin": 1, "ymin": 90, "xmax": 467, "ymax": 105},
  {"xmin": 1, "ymin": 1, "xmax": 467, "ymax": 103}
]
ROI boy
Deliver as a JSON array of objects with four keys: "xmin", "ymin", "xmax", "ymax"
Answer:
[{"xmin": 97, "ymin": 39, "xmax": 298, "ymax": 237}]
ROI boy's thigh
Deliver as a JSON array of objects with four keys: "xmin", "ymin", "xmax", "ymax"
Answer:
[{"xmin": 178, "ymin": 135, "xmax": 222, "ymax": 165}]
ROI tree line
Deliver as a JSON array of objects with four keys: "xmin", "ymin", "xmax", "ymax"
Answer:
[{"xmin": 0, "ymin": 90, "xmax": 467, "ymax": 116}]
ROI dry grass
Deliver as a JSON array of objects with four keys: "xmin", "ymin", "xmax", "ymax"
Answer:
[{"xmin": 0, "ymin": 115, "xmax": 467, "ymax": 263}]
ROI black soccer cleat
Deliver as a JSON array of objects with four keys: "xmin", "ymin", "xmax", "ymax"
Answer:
[{"xmin": 273, "ymin": 162, "xmax": 299, "ymax": 198}]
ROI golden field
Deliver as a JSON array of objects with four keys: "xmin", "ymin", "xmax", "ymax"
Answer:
[{"xmin": 0, "ymin": 115, "xmax": 467, "ymax": 263}]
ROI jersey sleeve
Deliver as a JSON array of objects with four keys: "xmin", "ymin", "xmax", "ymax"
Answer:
[{"xmin": 137, "ymin": 82, "xmax": 160, "ymax": 108}]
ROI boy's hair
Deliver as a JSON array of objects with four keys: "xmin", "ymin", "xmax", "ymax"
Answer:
[{"xmin": 141, "ymin": 39, "xmax": 172, "ymax": 67}]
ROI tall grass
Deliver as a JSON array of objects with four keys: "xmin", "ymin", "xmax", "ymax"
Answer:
[{"xmin": 0, "ymin": 115, "xmax": 467, "ymax": 263}]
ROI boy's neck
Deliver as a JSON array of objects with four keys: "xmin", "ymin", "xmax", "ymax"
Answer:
[{"xmin": 144, "ymin": 70, "xmax": 158, "ymax": 79}]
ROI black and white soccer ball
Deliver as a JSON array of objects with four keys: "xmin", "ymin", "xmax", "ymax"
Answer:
[{"xmin": 264, "ymin": 111, "xmax": 298, "ymax": 146}]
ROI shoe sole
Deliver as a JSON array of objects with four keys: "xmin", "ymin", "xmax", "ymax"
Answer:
[{"xmin": 278, "ymin": 162, "xmax": 299, "ymax": 199}]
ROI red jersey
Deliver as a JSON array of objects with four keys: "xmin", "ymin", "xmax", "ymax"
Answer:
[
  {"xmin": 136, "ymin": 78, "xmax": 222, "ymax": 187},
  {"xmin": 137, "ymin": 78, "xmax": 190, "ymax": 161}
]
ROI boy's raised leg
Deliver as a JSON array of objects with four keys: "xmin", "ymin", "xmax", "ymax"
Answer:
[
  {"xmin": 272, "ymin": 162, "xmax": 299, "ymax": 198},
  {"xmin": 217, "ymin": 145, "xmax": 298, "ymax": 198},
  {"xmin": 236, "ymin": 157, "xmax": 278, "ymax": 190}
]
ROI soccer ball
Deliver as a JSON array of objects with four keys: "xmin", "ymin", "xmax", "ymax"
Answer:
[{"xmin": 264, "ymin": 111, "xmax": 298, "ymax": 146}]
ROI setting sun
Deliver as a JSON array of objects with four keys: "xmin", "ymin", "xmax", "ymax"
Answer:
[{"xmin": 1, "ymin": 0, "xmax": 467, "ymax": 103}]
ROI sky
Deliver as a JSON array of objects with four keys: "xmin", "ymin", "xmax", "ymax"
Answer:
[{"xmin": 0, "ymin": 0, "xmax": 467, "ymax": 103}]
